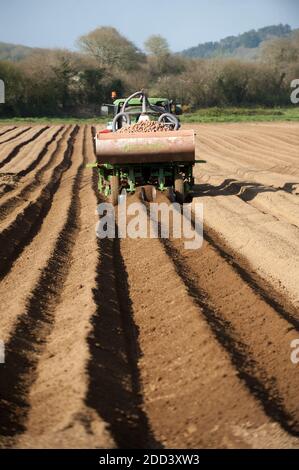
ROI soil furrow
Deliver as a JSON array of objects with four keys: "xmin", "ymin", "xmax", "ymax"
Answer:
[
  {"xmin": 116, "ymin": 197, "xmax": 299, "ymax": 448},
  {"xmin": 0, "ymin": 127, "xmax": 84, "ymax": 446},
  {"xmin": 0, "ymin": 126, "xmax": 78, "ymax": 279},
  {"xmin": 0, "ymin": 127, "xmax": 16, "ymax": 138},
  {"xmin": 0, "ymin": 126, "xmax": 70, "ymax": 221},
  {"xmin": 1, "ymin": 122, "xmax": 299, "ymax": 449},
  {"xmin": 1, "ymin": 127, "xmax": 62, "ymax": 176},
  {"xmin": 0, "ymin": 127, "xmax": 48, "ymax": 169},
  {"xmin": 193, "ymin": 194, "xmax": 299, "ymax": 309},
  {"xmin": 194, "ymin": 176, "xmax": 299, "ymax": 230},
  {"xmin": 15, "ymin": 126, "xmax": 114, "ymax": 449},
  {"xmin": 156, "ymin": 201, "xmax": 299, "ymax": 435},
  {"xmin": 198, "ymin": 133, "xmax": 298, "ymax": 169},
  {"xmin": 86, "ymin": 183, "xmax": 159, "ymax": 449},
  {"xmin": 201, "ymin": 127, "xmax": 299, "ymax": 157},
  {"xmin": 0, "ymin": 127, "xmax": 31, "ymax": 145}
]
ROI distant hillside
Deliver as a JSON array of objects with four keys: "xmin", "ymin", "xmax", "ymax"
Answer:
[
  {"xmin": 181, "ymin": 24, "xmax": 294, "ymax": 60},
  {"xmin": 0, "ymin": 42, "xmax": 43, "ymax": 61}
]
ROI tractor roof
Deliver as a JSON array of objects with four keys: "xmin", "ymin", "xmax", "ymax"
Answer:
[{"xmin": 113, "ymin": 97, "xmax": 169, "ymax": 106}]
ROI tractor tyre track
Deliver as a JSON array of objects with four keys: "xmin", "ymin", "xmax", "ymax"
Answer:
[{"xmin": 86, "ymin": 178, "xmax": 160, "ymax": 449}]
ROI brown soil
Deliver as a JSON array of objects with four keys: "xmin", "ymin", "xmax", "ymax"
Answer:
[{"xmin": 0, "ymin": 123, "xmax": 299, "ymax": 448}]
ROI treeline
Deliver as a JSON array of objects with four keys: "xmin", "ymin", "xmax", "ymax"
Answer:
[
  {"xmin": 0, "ymin": 26, "xmax": 298, "ymax": 117},
  {"xmin": 0, "ymin": 52, "xmax": 121, "ymax": 117},
  {"xmin": 181, "ymin": 24, "xmax": 292, "ymax": 58}
]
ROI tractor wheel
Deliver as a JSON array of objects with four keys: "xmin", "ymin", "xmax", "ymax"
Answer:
[
  {"xmin": 110, "ymin": 175, "xmax": 119, "ymax": 206},
  {"xmin": 175, "ymin": 175, "xmax": 185, "ymax": 203}
]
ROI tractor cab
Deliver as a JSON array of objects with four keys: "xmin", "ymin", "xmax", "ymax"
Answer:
[{"xmin": 113, "ymin": 97, "xmax": 182, "ymax": 121}]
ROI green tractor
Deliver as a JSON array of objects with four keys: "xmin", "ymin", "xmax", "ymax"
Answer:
[{"xmin": 94, "ymin": 90, "xmax": 196, "ymax": 205}]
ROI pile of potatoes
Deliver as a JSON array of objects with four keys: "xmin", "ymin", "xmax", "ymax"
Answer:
[{"xmin": 117, "ymin": 120, "xmax": 170, "ymax": 134}]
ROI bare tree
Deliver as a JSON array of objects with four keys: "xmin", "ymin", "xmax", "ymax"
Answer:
[
  {"xmin": 144, "ymin": 35, "xmax": 170, "ymax": 56},
  {"xmin": 261, "ymin": 37, "xmax": 299, "ymax": 66},
  {"xmin": 78, "ymin": 27, "xmax": 145, "ymax": 71}
]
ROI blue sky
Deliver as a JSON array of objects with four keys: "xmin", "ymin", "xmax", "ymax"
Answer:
[{"xmin": 1, "ymin": 0, "xmax": 299, "ymax": 51}]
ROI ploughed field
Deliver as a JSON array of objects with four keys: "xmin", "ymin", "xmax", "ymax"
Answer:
[{"xmin": 0, "ymin": 122, "xmax": 298, "ymax": 449}]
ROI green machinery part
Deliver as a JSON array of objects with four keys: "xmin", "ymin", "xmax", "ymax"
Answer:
[{"xmin": 93, "ymin": 163, "xmax": 194, "ymax": 197}]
